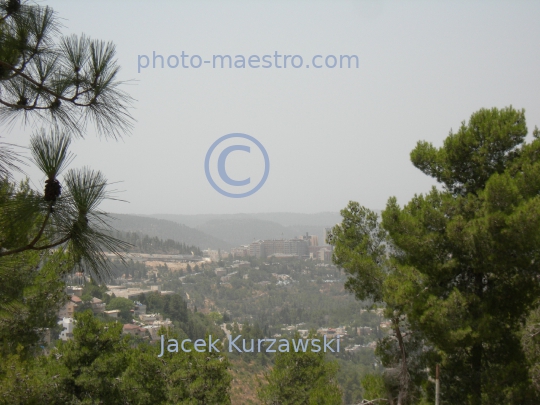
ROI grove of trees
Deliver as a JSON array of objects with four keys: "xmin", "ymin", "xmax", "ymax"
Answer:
[{"xmin": 329, "ymin": 106, "xmax": 540, "ymax": 404}]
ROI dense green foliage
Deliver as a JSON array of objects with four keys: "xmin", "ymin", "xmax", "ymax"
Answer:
[
  {"xmin": 0, "ymin": 181, "xmax": 72, "ymax": 358},
  {"xmin": 0, "ymin": 311, "xmax": 232, "ymax": 404},
  {"xmin": 172, "ymin": 259, "xmax": 366, "ymax": 330},
  {"xmin": 258, "ymin": 333, "xmax": 342, "ymax": 405},
  {"xmin": 522, "ymin": 303, "xmax": 540, "ymax": 393},
  {"xmin": 329, "ymin": 106, "xmax": 540, "ymax": 404},
  {"xmin": 0, "ymin": 248, "xmax": 70, "ymax": 358},
  {"xmin": 138, "ymin": 291, "xmax": 223, "ymax": 340},
  {"xmin": 328, "ymin": 202, "xmax": 425, "ymax": 404},
  {"xmin": 114, "ymin": 231, "xmax": 203, "ymax": 256}
]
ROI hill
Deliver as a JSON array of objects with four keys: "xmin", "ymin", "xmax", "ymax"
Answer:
[
  {"xmin": 147, "ymin": 212, "xmax": 344, "ymax": 247},
  {"xmin": 149, "ymin": 212, "xmax": 342, "ymax": 228},
  {"xmin": 107, "ymin": 214, "xmax": 232, "ymax": 250}
]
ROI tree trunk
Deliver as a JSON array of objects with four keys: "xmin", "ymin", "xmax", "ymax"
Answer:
[
  {"xmin": 471, "ymin": 343, "xmax": 482, "ymax": 405},
  {"xmin": 393, "ymin": 318, "xmax": 409, "ymax": 405},
  {"xmin": 470, "ymin": 272, "xmax": 484, "ymax": 405}
]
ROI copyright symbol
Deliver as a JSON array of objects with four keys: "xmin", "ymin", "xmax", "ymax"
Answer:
[{"xmin": 204, "ymin": 133, "xmax": 270, "ymax": 198}]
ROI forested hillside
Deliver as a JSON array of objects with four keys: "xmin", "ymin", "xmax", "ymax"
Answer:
[
  {"xmin": 149, "ymin": 212, "xmax": 343, "ymax": 246},
  {"xmin": 113, "ymin": 230, "xmax": 203, "ymax": 255},
  {"xmin": 109, "ymin": 214, "xmax": 232, "ymax": 249}
]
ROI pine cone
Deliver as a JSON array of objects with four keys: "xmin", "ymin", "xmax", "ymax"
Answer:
[{"xmin": 44, "ymin": 178, "xmax": 62, "ymax": 202}]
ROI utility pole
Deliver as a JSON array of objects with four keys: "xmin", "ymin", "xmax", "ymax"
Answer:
[{"xmin": 435, "ymin": 364, "xmax": 440, "ymax": 405}]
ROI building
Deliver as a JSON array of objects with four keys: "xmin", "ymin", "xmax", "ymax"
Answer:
[
  {"xmin": 248, "ymin": 238, "xmax": 310, "ymax": 259},
  {"xmin": 123, "ymin": 324, "xmax": 148, "ymax": 338},
  {"xmin": 287, "ymin": 238, "xmax": 309, "ymax": 257},
  {"xmin": 231, "ymin": 260, "xmax": 250, "ymax": 269},
  {"xmin": 298, "ymin": 329, "xmax": 309, "ymax": 338},
  {"xmin": 58, "ymin": 296, "xmax": 79, "ymax": 319},
  {"xmin": 144, "ymin": 319, "xmax": 173, "ymax": 341},
  {"xmin": 90, "ymin": 297, "xmax": 105, "ymax": 314},
  {"xmin": 345, "ymin": 344, "xmax": 363, "ymax": 353},
  {"xmin": 203, "ymin": 249, "xmax": 218, "ymax": 261},
  {"xmin": 104, "ymin": 309, "xmax": 120, "ymax": 318},
  {"xmin": 139, "ymin": 313, "xmax": 163, "ymax": 324},
  {"xmin": 134, "ymin": 302, "xmax": 146, "ymax": 316},
  {"xmin": 319, "ymin": 247, "xmax": 333, "ymax": 261},
  {"xmin": 215, "ymin": 267, "xmax": 227, "ymax": 277},
  {"xmin": 67, "ymin": 286, "xmax": 83, "ymax": 297},
  {"xmin": 221, "ymin": 271, "xmax": 238, "ymax": 282},
  {"xmin": 58, "ymin": 317, "xmax": 75, "ymax": 341},
  {"xmin": 105, "ymin": 287, "xmax": 156, "ymax": 300},
  {"xmin": 317, "ymin": 327, "xmax": 339, "ymax": 337},
  {"xmin": 262, "ymin": 239, "xmax": 277, "ymax": 257},
  {"xmin": 71, "ymin": 295, "xmax": 82, "ymax": 305},
  {"xmin": 309, "ymin": 245, "xmax": 333, "ymax": 261},
  {"xmin": 231, "ymin": 246, "xmax": 249, "ymax": 257},
  {"xmin": 249, "ymin": 241, "xmax": 264, "ymax": 258},
  {"xmin": 160, "ymin": 290, "xmax": 175, "ymax": 295}
]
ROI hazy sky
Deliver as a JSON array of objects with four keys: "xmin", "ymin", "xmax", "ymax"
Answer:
[{"xmin": 5, "ymin": 0, "xmax": 540, "ymax": 215}]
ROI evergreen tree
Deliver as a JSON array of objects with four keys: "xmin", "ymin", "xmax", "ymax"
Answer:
[
  {"xmin": 0, "ymin": 0, "xmax": 134, "ymax": 281},
  {"xmin": 0, "ymin": 311, "xmax": 232, "ymax": 404},
  {"xmin": 521, "ymin": 303, "xmax": 540, "ymax": 393},
  {"xmin": 327, "ymin": 203, "xmax": 425, "ymax": 404},
  {"xmin": 257, "ymin": 333, "xmax": 342, "ymax": 405},
  {"xmin": 0, "ymin": 242, "xmax": 72, "ymax": 357},
  {"xmin": 329, "ymin": 106, "xmax": 540, "ymax": 404}
]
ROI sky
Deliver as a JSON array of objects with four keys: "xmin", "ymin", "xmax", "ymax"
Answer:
[{"xmin": 4, "ymin": 0, "xmax": 540, "ymax": 215}]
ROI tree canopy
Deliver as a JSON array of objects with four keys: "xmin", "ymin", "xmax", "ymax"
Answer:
[
  {"xmin": 0, "ymin": 311, "xmax": 232, "ymax": 404},
  {"xmin": 329, "ymin": 106, "xmax": 540, "ymax": 404},
  {"xmin": 257, "ymin": 333, "xmax": 342, "ymax": 405},
  {"xmin": 0, "ymin": 0, "xmax": 135, "ymax": 281}
]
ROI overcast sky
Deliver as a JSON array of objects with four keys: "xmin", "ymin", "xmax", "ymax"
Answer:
[{"xmin": 5, "ymin": 0, "xmax": 540, "ymax": 215}]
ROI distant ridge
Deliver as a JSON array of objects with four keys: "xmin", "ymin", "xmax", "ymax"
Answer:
[
  {"xmin": 145, "ymin": 212, "xmax": 345, "ymax": 247},
  {"xmin": 108, "ymin": 214, "xmax": 232, "ymax": 250},
  {"xmin": 149, "ymin": 212, "xmax": 343, "ymax": 228}
]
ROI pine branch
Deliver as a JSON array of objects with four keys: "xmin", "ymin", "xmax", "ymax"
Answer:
[{"xmin": 0, "ymin": 231, "xmax": 68, "ymax": 256}]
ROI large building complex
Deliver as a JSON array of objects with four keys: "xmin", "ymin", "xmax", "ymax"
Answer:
[{"xmin": 244, "ymin": 233, "xmax": 330, "ymax": 259}]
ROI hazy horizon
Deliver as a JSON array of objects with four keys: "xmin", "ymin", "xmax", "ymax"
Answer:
[{"xmin": 4, "ymin": 0, "xmax": 540, "ymax": 216}]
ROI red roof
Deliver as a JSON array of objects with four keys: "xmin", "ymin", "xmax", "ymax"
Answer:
[{"xmin": 123, "ymin": 324, "xmax": 145, "ymax": 332}]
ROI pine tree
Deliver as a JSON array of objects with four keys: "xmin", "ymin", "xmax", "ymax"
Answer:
[
  {"xmin": 258, "ymin": 333, "xmax": 342, "ymax": 405},
  {"xmin": 0, "ymin": 1, "xmax": 138, "ymax": 384},
  {"xmin": 329, "ymin": 107, "xmax": 540, "ymax": 404}
]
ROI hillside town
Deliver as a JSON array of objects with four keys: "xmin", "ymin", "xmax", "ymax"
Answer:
[{"xmin": 53, "ymin": 233, "xmax": 385, "ymax": 360}]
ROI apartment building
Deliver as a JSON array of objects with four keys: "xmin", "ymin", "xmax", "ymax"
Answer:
[{"xmin": 248, "ymin": 237, "xmax": 310, "ymax": 259}]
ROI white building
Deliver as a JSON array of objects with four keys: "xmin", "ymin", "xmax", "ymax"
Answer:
[
  {"xmin": 104, "ymin": 309, "xmax": 120, "ymax": 318},
  {"xmin": 58, "ymin": 317, "xmax": 75, "ymax": 341}
]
